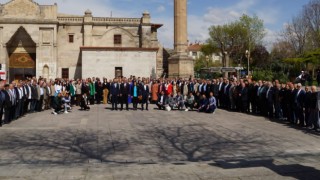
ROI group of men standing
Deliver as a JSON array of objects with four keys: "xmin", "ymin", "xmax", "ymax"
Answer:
[
  {"xmin": 0, "ymin": 78, "xmax": 53, "ymax": 126},
  {"xmin": 2, "ymin": 75, "xmax": 319, "ymax": 132}
]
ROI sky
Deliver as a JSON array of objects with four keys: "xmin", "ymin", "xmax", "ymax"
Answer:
[{"xmin": 0, "ymin": 0, "xmax": 311, "ymax": 50}]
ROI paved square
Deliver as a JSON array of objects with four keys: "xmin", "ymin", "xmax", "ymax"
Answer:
[{"xmin": 0, "ymin": 105, "xmax": 320, "ymax": 179}]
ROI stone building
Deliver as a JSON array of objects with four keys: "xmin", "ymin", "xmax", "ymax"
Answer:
[{"xmin": 0, "ymin": 0, "xmax": 163, "ymax": 82}]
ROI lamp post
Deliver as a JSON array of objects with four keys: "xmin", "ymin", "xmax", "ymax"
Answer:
[
  {"xmin": 206, "ymin": 55, "xmax": 209, "ymax": 68},
  {"xmin": 245, "ymin": 49, "xmax": 250, "ymax": 76}
]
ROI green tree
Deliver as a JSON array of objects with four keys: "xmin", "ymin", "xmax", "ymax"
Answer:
[{"xmin": 207, "ymin": 14, "xmax": 266, "ymax": 67}]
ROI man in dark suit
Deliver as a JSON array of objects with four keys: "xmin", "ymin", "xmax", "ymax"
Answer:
[
  {"xmin": 205, "ymin": 80, "xmax": 212, "ymax": 98},
  {"xmin": 140, "ymin": 80, "xmax": 150, "ymax": 111},
  {"xmin": 156, "ymin": 91, "xmax": 167, "ymax": 110},
  {"xmin": 212, "ymin": 79, "xmax": 219, "ymax": 103},
  {"xmin": 30, "ymin": 81, "xmax": 38, "ymax": 113},
  {"xmin": 3, "ymin": 84, "xmax": 12, "ymax": 124},
  {"xmin": 110, "ymin": 78, "xmax": 120, "ymax": 110},
  {"xmin": 223, "ymin": 79, "xmax": 231, "ymax": 110},
  {"xmin": 266, "ymin": 82, "xmax": 274, "ymax": 118},
  {"xmin": 239, "ymin": 82, "xmax": 248, "ymax": 113},
  {"xmin": 294, "ymin": 83, "xmax": 306, "ymax": 126},
  {"xmin": 218, "ymin": 78, "xmax": 225, "ymax": 108},
  {"xmin": 247, "ymin": 79, "xmax": 256, "ymax": 113},
  {"xmin": 120, "ymin": 78, "xmax": 130, "ymax": 111},
  {"xmin": 0, "ymin": 82, "xmax": 5, "ymax": 126},
  {"xmin": 188, "ymin": 81, "xmax": 194, "ymax": 95}
]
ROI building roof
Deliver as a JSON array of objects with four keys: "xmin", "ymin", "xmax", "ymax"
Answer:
[{"xmin": 187, "ymin": 43, "xmax": 202, "ymax": 52}]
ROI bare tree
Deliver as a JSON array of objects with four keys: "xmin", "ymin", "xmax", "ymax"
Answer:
[{"xmin": 303, "ymin": 0, "xmax": 320, "ymax": 48}]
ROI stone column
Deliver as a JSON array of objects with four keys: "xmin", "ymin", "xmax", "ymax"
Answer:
[
  {"xmin": 174, "ymin": 0, "xmax": 188, "ymax": 55},
  {"xmin": 83, "ymin": 10, "xmax": 93, "ymax": 46},
  {"xmin": 168, "ymin": 0, "xmax": 194, "ymax": 78}
]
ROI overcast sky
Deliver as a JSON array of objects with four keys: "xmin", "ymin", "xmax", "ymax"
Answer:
[{"xmin": 0, "ymin": 0, "xmax": 310, "ymax": 49}]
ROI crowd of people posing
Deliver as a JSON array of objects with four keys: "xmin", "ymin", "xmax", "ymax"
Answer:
[{"xmin": 0, "ymin": 75, "xmax": 319, "ymax": 133}]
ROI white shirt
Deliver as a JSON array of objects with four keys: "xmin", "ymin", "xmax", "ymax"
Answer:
[
  {"xmin": 55, "ymin": 84, "xmax": 62, "ymax": 94},
  {"xmin": 28, "ymin": 85, "xmax": 32, "ymax": 99},
  {"xmin": 47, "ymin": 86, "xmax": 51, "ymax": 95},
  {"xmin": 18, "ymin": 87, "xmax": 23, "ymax": 100},
  {"xmin": 40, "ymin": 87, "xmax": 44, "ymax": 96}
]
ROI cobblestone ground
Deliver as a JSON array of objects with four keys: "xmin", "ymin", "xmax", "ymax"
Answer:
[{"xmin": 0, "ymin": 104, "xmax": 320, "ymax": 180}]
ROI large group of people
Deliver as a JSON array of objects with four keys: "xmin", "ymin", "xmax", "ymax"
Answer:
[{"xmin": 0, "ymin": 75, "xmax": 319, "ymax": 133}]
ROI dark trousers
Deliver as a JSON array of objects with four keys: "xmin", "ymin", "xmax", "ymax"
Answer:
[
  {"xmin": 24, "ymin": 99, "xmax": 30, "ymax": 114},
  {"xmin": 267, "ymin": 101, "xmax": 274, "ymax": 118},
  {"xmin": 10, "ymin": 105, "xmax": 16, "ymax": 121},
  {"xmin": 4, "ymin": 107, "xmax": 10, "ymax": 123},
  {"xmin": 95, "ymin": 93, "xmax": 102, "ymax": 104},
  {"xmin": 15, "ymin": 100, "xmax": 22, "ymax": 119},
  {"xmin": 132, "ymin": 97, "xmax": 138, "ymax": 109},
  {"xmin": 37, "ymin": 95, "xmax": 44, "ymax": 112},
  {"xmin": 89, "ymin": 95, "xmax": 94, "ymax": 105},
  {"xmin": 20, "ymin": 98, "xmax": 25, "ymax": 116},
  {"xmin": 214, "ymin": 95, "xmax": 219, "ymax": 108},
  {"xmin": 156, "ymin": 102, "xmax": 165, "ymax": 110},
  {"xmin": 185, "ymin": 102, "xmax": 194, "ymax": 110},
  {"xmin": 30, "ymin": 99, "xmax": 37, "ymax": 112},
  {"xmin": 76, "ymin": 94, "xmax": 81, "ymax": 106},
  {"xmin": 295, "ymin": 106, "xmax": 305, "ymax": 125},
  {"xmin": 0, "ymin": 105, "xmax": 3, "ymax": 126},
  {"xmin": 111, "ymin": 95, "xmax": 118, "ymax": 110},
  {"xmin": 121, "ymin": 94, "xmax": 129, "ymax": 110},
  {"xmin": 141, "ymin": 96, "xmax": 148, "ymax": 110},
  {"xmin": 305, "ymin": 108, "xmax": 311, "ymax": 127},
  {"xmin": 206, "ymin": 105, "xmax": 216, "ymax": 113},
  {"xmin": 274, "ymin": 102, "xmax": 281, "ymax": 119},
  {"xmin": 241, "ymin": 101, "xmax": 248, "ymax": 113}
]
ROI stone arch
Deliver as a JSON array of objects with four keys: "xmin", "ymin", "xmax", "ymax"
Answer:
[
  {"xmin": 43, "ymin": 65, "xmax": 49, "ymax": 80},
  {"xmin": 104, "ymin": 26, "xmax": 135, "ymax": 38},
  {"xmin": 94, "ymin": 26, "xmax": 137, "ymax": 47},
  {"xmin": 6, "ymin": 26, "xmax": 37, "ymax": 82}
]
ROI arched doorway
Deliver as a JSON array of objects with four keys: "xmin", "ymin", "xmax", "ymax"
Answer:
[{"xmin": 6, "ymin": 27, "xmax": 36, "ymax": 82}]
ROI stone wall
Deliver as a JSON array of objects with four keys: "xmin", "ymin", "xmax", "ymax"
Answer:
[
  {"xmin": 0, "ymin": 0, "xmax": 163, "ymax": 80},
  {"xmin": 82, "ymin": 49, "xmax": 157, "ymax": 79},
  {"xmin": 57, "ymin": 25, "xmax": 83, "ymax": 79}
]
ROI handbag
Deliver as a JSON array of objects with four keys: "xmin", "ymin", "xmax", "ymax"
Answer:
[
  {"xmin": 138, "ymin": 95, "xmax": 143, "ymax": 101},
  {"xmin": 128, "ymin": 96, "xmax": 132, "ymax": 104}
]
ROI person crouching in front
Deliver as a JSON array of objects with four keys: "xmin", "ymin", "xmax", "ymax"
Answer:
[
  {"xmin": 156, "ymin": 91, "xmax": 167, "ymax": 110},
  {"xmin": 206, "ymin": 92, "xmax": 217, "ymax": 113},
  {"xmin": 198, "ymin": 94, "xmax": 208, "ymax": 112},
  {"xmin": 185, "ymin": 92, "xmax": 195, "ymax": 111},
  {"xmin": 52, "ymin": 92, "xmax": 63, "ymax": 115},
  {"xmin": 62, "ymin": 92, "xmax": 71, "ymax": 114}
]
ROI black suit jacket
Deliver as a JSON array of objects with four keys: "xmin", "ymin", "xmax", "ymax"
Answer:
[
  {"xmin": 2, "ymin": 90, "xmax": 11, "ymax": 108},
  {"xmin": 120, "ymin": 83, "xmax": 130, "ymax": 95},
  {"xmin": 110, "ymin": 83, "xmax": 120, "ymax": 96},
  {"xmin": 157, "ymin": 95, "xmax": 167, "ymax": 105},
  {"xmin": 140, "ymin": 84, "xmax": 150, "ymax": 97},
  {"xmin": 240, "ymin": 87, "xmax": 248, "ymax": 102}
]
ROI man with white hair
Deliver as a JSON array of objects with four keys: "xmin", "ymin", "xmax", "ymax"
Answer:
[{"xmin": 294, "ymin": 83, "xmax": 306, "ymax": 126}]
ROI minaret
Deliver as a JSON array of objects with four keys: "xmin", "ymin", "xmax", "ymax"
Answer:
[{"xmin": 168, "ymin": 0, "xmax": 194, "ymax": 78}]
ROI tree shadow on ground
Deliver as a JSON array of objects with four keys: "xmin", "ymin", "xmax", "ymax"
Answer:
[
  {"xmin": 0, "ymin": 123, "xmax": 319, "ymax": 179},
  {"xmin": 0, "ymin": 129, "xmax": 129, "ymax": 165},
  {"xmin": 138, "ymin": 123, "xmax": 275, "ymax": 162},
  {"xmin": 209, "ymin": 158, "xmax": 320, "ymax": 180}
]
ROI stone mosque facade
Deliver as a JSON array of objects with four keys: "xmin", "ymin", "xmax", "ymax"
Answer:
[{"xmin": 0, "ymin": 0, "xmax": 164, "ymax": 82}]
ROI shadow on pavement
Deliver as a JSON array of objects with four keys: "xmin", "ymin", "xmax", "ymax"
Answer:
[
  {"xmin": 209, "ymin": 159, "xmax": 320, "ymax": 180},
  {"xmin": 0, "ymin": 123, "xmax": 319, "ymax": 179}
]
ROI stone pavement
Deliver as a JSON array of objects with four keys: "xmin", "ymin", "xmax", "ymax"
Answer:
[{"xmin": 0, "ymin": 104, "xmax": 320, "ymax": 180}]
